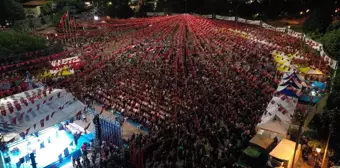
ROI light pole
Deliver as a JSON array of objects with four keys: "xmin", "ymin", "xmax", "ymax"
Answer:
[
  {"xmin": 316, "ymin": 146, "xmax": 321, "ymax": 167},
  {"xmin": 292, "ymin": 88, "xmax": 321, "ymax": 168}
]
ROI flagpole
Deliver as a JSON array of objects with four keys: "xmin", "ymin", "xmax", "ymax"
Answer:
[
  {"xmin": 74, "ymin": 17, "xmax": 78, "ymax": 48},
  {"xmin": 65, "ymin": 11, "xmax": 70, "ymax": 47},
  {"xmin": 71, "ymin": 17, "xmax": 75, "ymax": 47}
]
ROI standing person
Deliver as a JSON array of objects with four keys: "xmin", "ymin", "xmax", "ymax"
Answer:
[
  {"xmin": 74, "ymin": 132, "xmax": 81, "ymax": 146},
  {"xmin": 82, "ymin": 113, "xmax": 87, "ymax": 123}
]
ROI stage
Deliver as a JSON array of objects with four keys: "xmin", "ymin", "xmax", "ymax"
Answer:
[{"xmin": 2, "ymin": 125, "xmax": 93, "ymax": 168}]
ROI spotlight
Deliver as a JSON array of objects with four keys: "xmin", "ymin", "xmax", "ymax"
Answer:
[{"xmin": 94, "ymin": 16, "xmax": 99, "ymax": 21}]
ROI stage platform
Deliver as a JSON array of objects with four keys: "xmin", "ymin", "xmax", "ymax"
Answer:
[{"xmin": 2, "ymin": 126, "xmax": 93, "ymax": 168}]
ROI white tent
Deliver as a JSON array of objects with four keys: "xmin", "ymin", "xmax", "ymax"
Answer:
[
  {"xmin": 257, "ymin": 94, "xmax": 298, "ymax": 139},
  {"xmin": 0, "ymin": 87, "xmax": 85, "ymax": 142}
]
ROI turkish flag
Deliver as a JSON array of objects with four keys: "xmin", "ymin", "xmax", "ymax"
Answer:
[
  {"xmin": 28, "ymin": 97, "xmax": 35, "ymax": 104},
  {"xmin": 0, "ymin": 106, "xmax": 6, "ymax": 116},
  {"xmin": 7, "ymin": 103, "xmax": 14, "ymax": 114},
  {"xmin": 12, "ymin": 117, "xmax": 17, "ymax": 125},
  {"xmin": 20, "ymin": 98, "xmax": 28, "ymax": 106},
  {"xmin": 14, "ymin": 101, "xmax": 21, "ymax": 111}
]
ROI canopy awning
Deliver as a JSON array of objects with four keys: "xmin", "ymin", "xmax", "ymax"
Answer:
[{"xmin": 0, "ymin": 87, "xmax": 85, "ymax": 142}]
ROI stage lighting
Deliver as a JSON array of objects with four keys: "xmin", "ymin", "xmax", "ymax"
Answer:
[{"xmin": 94, "ymin": 16, "xmax": 99, "ymax": 21}]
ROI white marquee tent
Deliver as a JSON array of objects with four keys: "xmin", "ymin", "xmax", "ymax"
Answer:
[
  {"xmin": 257, "ymin": 72, "xmax": 303, "ymax": 139},
  {"xmin": 256, "ymin": 94, "xmax": 298, "ymax": 139},
  {"xmin": 0, "ymin": 87, "xmax": 85, "ymax": 142}
]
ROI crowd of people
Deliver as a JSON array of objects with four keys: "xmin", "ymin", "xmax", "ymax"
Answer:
[
  {"xmin": 1, "ymin": 14, "xmax": 331, "ymax": 168},
  {"xmin": 53, "ymin": 15, "xmax": 283, "ymax": 168}
]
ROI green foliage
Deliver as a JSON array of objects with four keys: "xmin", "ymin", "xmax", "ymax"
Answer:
[
  {"xmin": 303, "ymin": 8, "xmax": 332, "ymax": 34},
  {"xmin": 0, "ymin": 30, "xmax": 47, "ymax": 57},
  {"xmin": 52, "ymin": 9, "xmax": 67, "ymax": 27},
  {"xmin": 40, "ymin": 1, "xmax": 54, "ymax": 15},
  {"xmin": 327, "ymin": 21, "xmax": 340, "ymax": 33},
  {"xmin": 321, "ymin": 29, "xmax": 340, "ymax": 61},
  {"xmin": 307, "ymin": 30, "xmax": 323, "ymax": 42},
  {"xmin": 4, "ymin": 0, "xmax": 25, "ymax": 21}
]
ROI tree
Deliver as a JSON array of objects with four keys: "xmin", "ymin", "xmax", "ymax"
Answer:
[
  {"xmin": 4, "ymin": 0, "xmax": 25, "ymax": 22},
  {"xmin": 303, "ymin": 6, "xmax": 333, "ymax": 34},
  {"xmin": 327, "ymin": 21, "xmax": 340, "ymax": 32},
  {"xmin": 0, "ymin": 30, "xmax": 47, "ymax": 57},
  {"xmin": 321, "ymin": 29, "xmax": 340, "ymax": 61},
  {"xmin": 116, "ymin": 5, "xmax": 134, "ymax": 18},
  {"xmin": 40, "ymin": 1, "xmax": 54, "ymax": 15}
]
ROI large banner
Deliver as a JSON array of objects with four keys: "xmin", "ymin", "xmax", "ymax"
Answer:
[{"xmin": 50, "ymin": 56, "xmax": 80, "ymax": 67}]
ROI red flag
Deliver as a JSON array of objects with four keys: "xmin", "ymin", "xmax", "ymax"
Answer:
[
  {"xmin": 12, "ymin": 117, "xmax": 17, "ymax": 125},
  {"xmin": 0, "ymin": 106, "xmax": 6, "ymax": 116},
  {"xmin": 28, "ymin": 97, "xmax": 35, "ymax": 104},
  {"xmin": 7, "ymin": 103, "xmax": 14, "ymax": 114},
  {"xmin": 14, "ymin": 101, "xmax": 21, "ymax": 111},
  {"xmin": 51, "ymin": 111, "xmax": 56, "ymax": 118},
  {"xmin": 25, "ymin": 128, "xmax": 30, "ymax": 135},
  {"xmin": 40, "ymin": 119, "xmax": 44, "ymax": 127},
  {"xmin": 61, "ymin": 12, "xmax": 68, "ymax": 20},
  {"xmin": 20, "ymin": 97, "xmax": 28, "ymax": 106},
  {"xmin": 19, "ymin": 112, "xmax": 25, "ymax": 121},
  {"xmin": 46, "ymin": 115, "xmax": 49, "ymax": 121},
  {"xmin": 69, "ymin": 18, "xmax": 74, "ymax": 26},
  {"xmin": 59, "ymin": 20, "xmax": 64, "ymax": 29}
]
